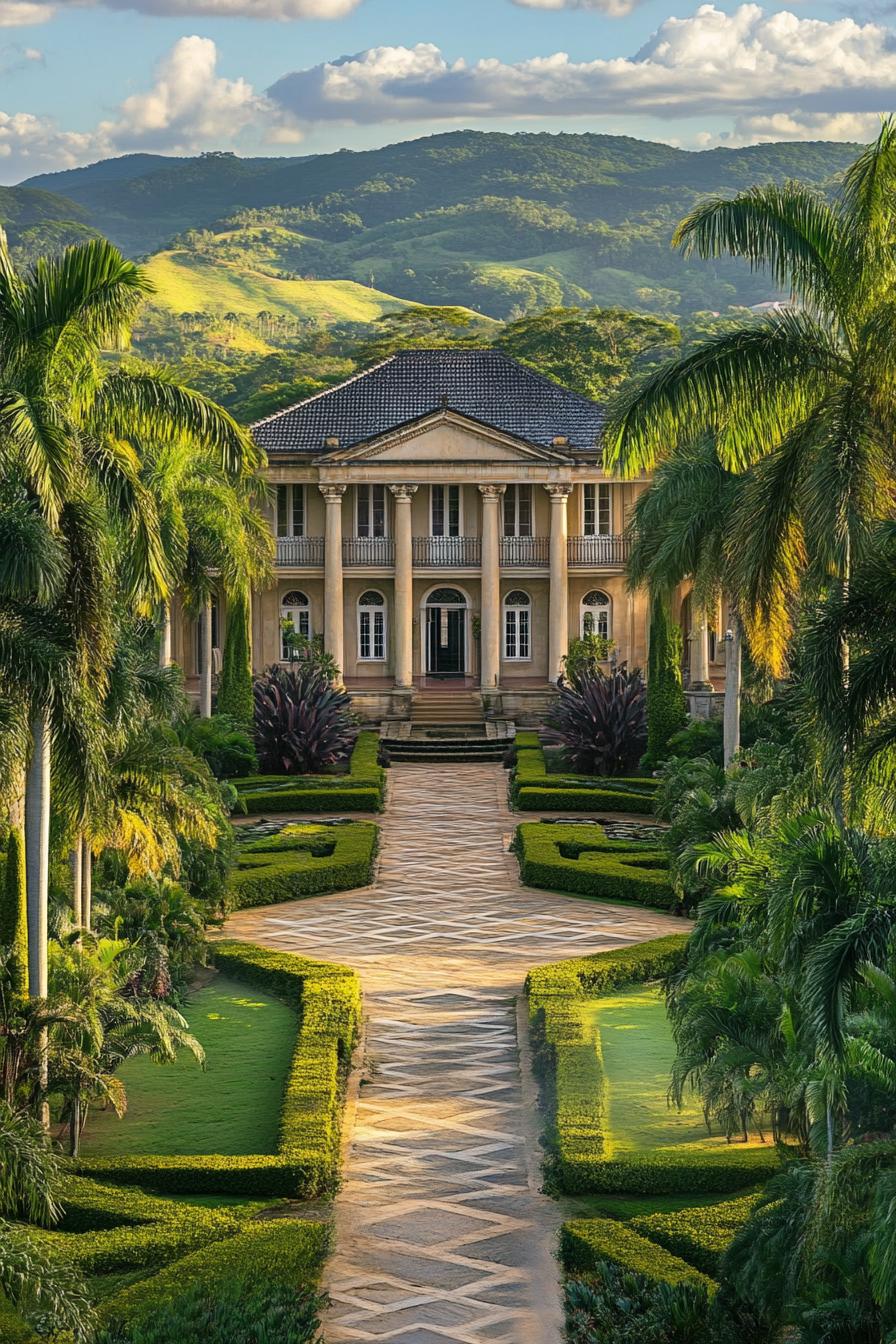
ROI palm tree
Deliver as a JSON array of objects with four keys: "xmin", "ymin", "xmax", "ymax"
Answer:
[
  {"xmin": 603, "ymin": 121, "xmax": 896, "ymax": 797},
  {"xmin": 0, "ymin": 230, "xmax": 258, "ymax": 1003},
  {"xmin": 627, "ymin": 437, "xmax": 745, "ymax": 764}
]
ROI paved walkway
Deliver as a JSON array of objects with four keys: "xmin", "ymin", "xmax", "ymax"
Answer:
[{"xmin": 224, "ymin": 764, "xmax": 683, "ymax": 1344}]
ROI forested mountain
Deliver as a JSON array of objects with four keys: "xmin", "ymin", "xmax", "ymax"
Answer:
[{"xmin": 14, "ymin": 130, "xmax": 858, "ymax": 319}]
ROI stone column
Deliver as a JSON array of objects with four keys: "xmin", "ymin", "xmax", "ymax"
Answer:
[
  {"xmin": 690, "ymin": 609, "xmax": 712, "ymax": 691},
  {"xmin": 478, "ymin": 485, "xmax": 505, "ymax": 690},
  {"xmin": 545, "ymin": 484, "xmax": 572, "ymax": 682},
  {"xmin": 321, "ymin": 484, "xmax": 347, "ymax": 680},
  {"xmin": 158, "ymin": 600, "xmax": 172, "ymax": 668},
  {"xmin": 390, "ymin": 484, "xmax": 418, "ymax": 689},
  {"xmin": 199, "ymin": 597, "xmax": 213, "ymax": 718}
]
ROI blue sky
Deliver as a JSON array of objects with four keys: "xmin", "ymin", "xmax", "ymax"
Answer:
[{"xmin": 0, "ymin": 0, "xmax": 891, "ymax": 182}]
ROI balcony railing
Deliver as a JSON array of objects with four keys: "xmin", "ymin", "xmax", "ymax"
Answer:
[
  {"xmin": 567, "ymin": 534, "xmax": 629, "ymax": 567},
  {"xmin": 500, "ymin": 536, "xmax": 549, "ymax": 567},
  {"xmin": 276, "ymin": 536, "xmax": 324, "ymax": 566},
  {"xmin": 343, "ymin": 537, "xmax": 395, "ymax": 566},
  {"xmin": 413, "ymin": 536, "xmax": 481, "ymax": 567}
]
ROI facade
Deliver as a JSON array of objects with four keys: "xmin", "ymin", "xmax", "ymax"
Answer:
[{"xmin": 171, "ymin": 349, "xmax": 728, "ymax": 718}]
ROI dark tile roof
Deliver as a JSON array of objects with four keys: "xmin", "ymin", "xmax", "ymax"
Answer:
[{"xmin": 251, "ymin": 349, "xmax": 604, "ymax": 456}]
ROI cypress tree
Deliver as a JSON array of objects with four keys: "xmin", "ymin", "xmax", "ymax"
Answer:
[
  {"xmin": 218, "ymin": 594, "xmax": 254, "ymax": 731},
  {"xmin": 0, "ymin": 828, "xmax": 29, "ymax": 998},
  {"xmin": 643, "ymin": 590, "xmax": 687, "ymax": 769}
]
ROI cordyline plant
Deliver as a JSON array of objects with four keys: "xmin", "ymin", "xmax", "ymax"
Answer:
[
  {"xmin": 545, "ymin": 665, "xmax": 647, "ymax": 776},
  {"xmin": 253, "ymin": 665, "xmax": 357, "ymax": 775}
]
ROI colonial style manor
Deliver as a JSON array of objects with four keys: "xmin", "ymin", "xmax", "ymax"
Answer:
[{"xmin": 173, "ymin": 349, "xmax": 726, "ymax": 720}]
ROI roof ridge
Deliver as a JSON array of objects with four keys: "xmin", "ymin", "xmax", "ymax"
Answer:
[
  {"xmin": 249, "ymin": 351, "xmax": 400, "ymax": 430},
  {"xmin": 387, "ymin": 346, "xmax": 605, "ymax": 411}
]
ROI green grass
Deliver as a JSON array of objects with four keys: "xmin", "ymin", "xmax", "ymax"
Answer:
[
  {"xmin": 80, "ymin": 977, "xmax": 297, "ymax": 1157},
  {"xmin": 587, "ymin": 987, "xmax": 714, "ymax": 1153},
  {"xmin": 144, "ymin": 250, "xmax": 413, "ymax": 326}
]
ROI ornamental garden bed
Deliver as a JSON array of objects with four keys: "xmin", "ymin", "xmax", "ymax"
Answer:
[
  {"xmin": 527, "ymin": 938, "xmax": 780, "ymax": 1320},
  {"xmin": 515, "ymin": 821, "xmax": 675, "ymax": 910},
  {"xmin": 78, "ymin": 940, "xmax": 361, "ymax": 1198},
  {"xmin": 227, "ymin": 819, "xmax": 378, "ymax": 909},
  {"xmin": 509, "ymin": 733, "xmax": 659, "ymax": 815},
  {"xmin": 233, "ymin": 731, "xmax": 385, "ymax": 814}
]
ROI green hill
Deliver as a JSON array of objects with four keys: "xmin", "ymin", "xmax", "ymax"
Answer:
[{"xmin": 17, "ymin": 131, "xmax": 860, "ymax": 320}]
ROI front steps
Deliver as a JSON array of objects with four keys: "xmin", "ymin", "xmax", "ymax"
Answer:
[
  {"xmin": 381, "ymin": 717, "xmax": 515, "ymax": 763},
  {"xmin": 410, "ymin": 689, "xmax": 484, "ymax": 726}
]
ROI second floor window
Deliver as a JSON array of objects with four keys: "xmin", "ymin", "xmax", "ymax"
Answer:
[
  {"xmin": 431, "ymin": 484, "xmax": 460, "ymax": 537},
  {"xmin": 503, "ymin": 485, "xmax": 533, "ymax": 538},
  {"xmin": 276, "ymin": 484, "xmax": 305, "ymax": 538},
  {"xmin": 583, "ymin": 484, "xmax": 612, "ymax": 536},
  {"xmin": 357, "ymin": 484, "xmax": 387, "ymax": 538}
]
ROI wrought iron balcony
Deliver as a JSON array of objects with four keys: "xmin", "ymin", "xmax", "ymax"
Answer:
[
  {"xmin": 276, "ymin": 536, "xmax": 324, "ymax": 566},
  {"xmin": 567, "ymin": 534, "xmax": 630, "ymax": 567},
  {"xmin": 413, "ymin": 536, "xmax": 481, "ymax": 567},
  {"xmin": 343, "ymin": 537, "xmax": 395, "ymax": 566},
  {"xmin": 500, "ymin": 536, "xmax": 549, "ymax": 567}
]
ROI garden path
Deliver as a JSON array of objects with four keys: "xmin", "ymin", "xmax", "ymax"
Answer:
[{"xmin": 224, "ymin": 764, "xmax": 683, "ymax": 1344}]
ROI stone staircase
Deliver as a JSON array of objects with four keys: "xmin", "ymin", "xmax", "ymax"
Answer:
[
  {"xmin": 411, "ymin": 689, "xmax": 484, "ymax": 726},
  {"xmin": 381, "ymin": 704, "xmax": 515, "ymax": 762}
]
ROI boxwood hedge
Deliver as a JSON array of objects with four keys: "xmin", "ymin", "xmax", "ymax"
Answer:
[
  {"xmin": 560, "ymin": 1217, "xmax": 715, "ymax": 1292},
  {"xmin": 510, "ymin": 733, "xmax": 658, "ymax": 815},
  {"xmin": 630, "ymin": 1194, "xmax": 762, "ymax": 1276},
  {"xmin": 234, "ymin": 732, "xmax": 384, "ymax": 814},
  {"xmin": 227, "ymin": 822, "xmax": 377, "ymax": 909},
  {"xmin": 77, "ymin": 941, "xmax": 360, "ymax": 1198},
  {"xmin": 516, "ymin": 822, "xmax": 675, "ymax": 910},
  {"xmin": 97, "ymin": 1219, "xmax": 329, "ymax": 1331},
  {"xmin": 526, "ymin": 937, "xmax": 780, "ymax": 1196}
]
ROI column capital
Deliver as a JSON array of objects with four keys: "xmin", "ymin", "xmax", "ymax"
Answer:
[
  {"xmin": 389, "ymin": 484, "xmax": 419, "ymax": 500},
  {"xmin": 544, "ymin": 483, "xmax": 574, "ymax": 500},
  {"xmin": 478, "ymin": 483, "xmax": 507, "ymax": 499},
  {"xmin": 319, "ymin": 483, "xmax": 347, "ymax": 502}
]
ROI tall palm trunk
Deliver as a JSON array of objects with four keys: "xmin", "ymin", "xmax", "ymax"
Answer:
[
  {"xmin": 199, "ymin": 598, "xmax": 213, "ymax": 719},
  {"xmin": 24, "ymin": 714, "xmax": 50, "ymax": 1000},
  {"xmin": 70, "ymin": 842, "xmax": 83, "ymax": 928},
  {"xmin": 723, "ymin": 613, "xmax": 742, "ymax": 767},
  {"xmin": 69, "ymin": 1085, "xmax": 82, "ymax": 1158},
  {"xmin": 24, "ymin": 712, "xmax": 50, "ymax": 1127},
  {"xmin": 159, "ymin": 599, "xmax": 172, "ymax": 669},
  {"xmin": 81, "ymin": 836, "xmax": 92, "ymax": 934}
]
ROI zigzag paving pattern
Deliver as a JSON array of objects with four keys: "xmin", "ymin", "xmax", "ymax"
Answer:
[{"xmin": 224, "ymin": 763, "xmax": 683, "ymax": 1344}]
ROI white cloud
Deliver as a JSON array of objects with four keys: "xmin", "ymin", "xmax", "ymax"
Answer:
[
  {"xmin": 715, "ymin": 110, "xmax": 885, "ymax": 144},
  {"xmin": 512, "ymin": 0, "xmax": 638, "ymax": 15},
  {"xmin": 267, "ymin": 6, "xmax": 896, "ymax": 130},
  {"xmin": 0, "ymin": 3, "xmax": 53, "ymax": 24},
  {"xmin": 0, "ymin": 35, "xmax": 291, "ymax": 179}
]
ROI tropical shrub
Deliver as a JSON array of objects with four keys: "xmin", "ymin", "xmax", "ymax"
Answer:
[
  {"xmin": 98, "ymin": 1280, "xmax": 323, "ymax": 1344},
  {"xmin": 565, "ymin": 1263, "xmax": 715, "ymax": 1344},
  {"xmin": 545, "ymin": 666, "xmax": 647, "ymax": 776},
  {"xmin": 253, "ymin": 664, "xmax": 356, "ymax": 775},
  {"xmin": 562, "ymin": 634, "xmax": 615, "ymax": 683},
  {"xmin": 177, "ymin": 712, "xmax": 256, "ymax": 780}
]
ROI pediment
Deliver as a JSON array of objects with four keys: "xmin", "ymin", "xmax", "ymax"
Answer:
[{"xmin": 316, "ymin": 410, "xmax": 571, "ymax": 465}]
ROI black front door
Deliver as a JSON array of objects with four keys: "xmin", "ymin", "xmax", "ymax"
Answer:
[{"xmin": 427, "ymin": 606, "xmax": 465, "ymax": 677}]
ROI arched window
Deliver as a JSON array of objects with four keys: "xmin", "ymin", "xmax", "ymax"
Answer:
[
  {"xmin": 581, "ymin": 590, "xmax": 611, "ymax": 641},
  {"xmin": 281, "ymin": 590, "xmax": 311, "ymax": 659},
  {"xmin": 426, "ymin": 587, "xmax": 466, "ymax": 606},
  {"xmin": 504, "ymin": 589, "xmax": 531, "ymax": 661},
  {"xmin": 358, "ymin": 590, "xmax": 387, "ymax": 662}
]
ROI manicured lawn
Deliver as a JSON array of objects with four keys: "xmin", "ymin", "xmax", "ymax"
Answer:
[
  {"xmin": 80, "ymin": 976, "xmax": 297, "ymax": 1156},
  {"xmin": 586, "ymin": 986, "xmax": 720, "ymax": 1152}
]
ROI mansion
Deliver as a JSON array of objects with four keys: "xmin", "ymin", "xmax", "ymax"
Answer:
[{"xmin": 172, "ymin": 349, "xmax": 726, "ymax": 720}]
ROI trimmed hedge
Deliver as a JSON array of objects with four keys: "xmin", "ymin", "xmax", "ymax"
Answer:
[
  {"xmin": 560, "ymin": 1217, "xmax": 715, "ymax": 1292},
  {"xmin": 227, "ymin": 822, "xmax": 377, "ymax": 909},
  {"xmin": 517, "ymin": 822, "xmax": 675, "ymax": 909},
  {"xmin": 97, "ymin": 1219, "xmax": 329, "ymax": 1330},
  {"xmin": 510, "ymin": 734, "xmax": 658, "ymax": 814},
  {"xmin": 77, "ymin": 941, "xmax": 360, "ymax": 1198},
  {"xmin": 235, "ymin": 731, "xmax": 384, "ymax": 814},
  {"xmin": 630, "ymin": 1194, "xmax": 762, "ymax": 1276},
  {"xmin": 526, "ymin": 937, "xmax": 780, "ymax": 1195}
]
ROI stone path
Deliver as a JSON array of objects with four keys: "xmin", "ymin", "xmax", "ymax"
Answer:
[{"xmin": 224, "ymin": 765, "xmax": 683, "ymax": 1344}]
